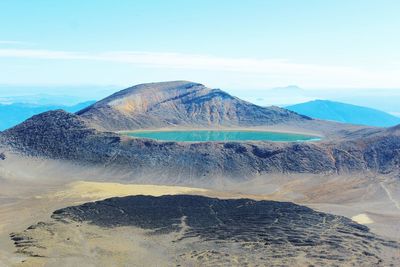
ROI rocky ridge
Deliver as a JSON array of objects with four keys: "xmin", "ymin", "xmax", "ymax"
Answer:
[{"xmin": 1, "ymin": 110, "xmax": 399, "ymax": 183}]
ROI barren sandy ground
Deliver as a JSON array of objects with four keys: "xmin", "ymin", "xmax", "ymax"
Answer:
[{"xmin": 1, "ymin": 154, "xmax": 399, "ymax": 266}]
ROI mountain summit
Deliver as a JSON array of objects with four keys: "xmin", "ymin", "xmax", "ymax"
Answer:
[{"xmin": 77, "ymin": 81, "xmax": 310, "ymax": 131}]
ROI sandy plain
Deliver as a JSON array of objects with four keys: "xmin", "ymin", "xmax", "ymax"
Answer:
[{"xmin": 0, "ymin": 153, "xmax": 399, "ymax": 266}]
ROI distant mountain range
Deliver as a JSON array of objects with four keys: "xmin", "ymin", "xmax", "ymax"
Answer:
[
  {"xmin": 287, "ymin": 100, "xmax": 400, "ymax": 127},
  {"xmin": 0, "ymin": 101, "xmax": 95, "ymax": 131},
  {"xmin": 0, "ymin": 94, "xmax": 90, "ymax": 106},
  {"xmin": 0, "ymin": 85, "xmax": 120, "ymax": 104},
  {"xmin": 235, "ymin": 85, "xmax": 400, "ymax": 116}
]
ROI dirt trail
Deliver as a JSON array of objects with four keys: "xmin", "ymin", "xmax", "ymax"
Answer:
[{"xmin": 380, "ymin": 181, "xmax": 400, "ymax": 210}]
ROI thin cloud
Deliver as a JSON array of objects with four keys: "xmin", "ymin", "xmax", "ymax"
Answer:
[
  {"xmin": 0, "ymin": 49, "xmax": 87, "ymax": 60},
  {"xmin": 0, "ymin": 40, "xmax": 34, "ymax": 45},
  {"xmin": 0, "ymin": 48, "xmax": 361, "ymax": 75},
  {"xmin": 0, "ymin": 48, "xmax": 399, "ymax": 88}
]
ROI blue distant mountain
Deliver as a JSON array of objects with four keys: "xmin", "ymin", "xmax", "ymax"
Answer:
[
  {"xmin": 0, "ymin": 101, "xmax": 95, "ymax": 131},
  {"xmin": 286, "ymin": 100, "xmax": 400, "ymax": 127}
]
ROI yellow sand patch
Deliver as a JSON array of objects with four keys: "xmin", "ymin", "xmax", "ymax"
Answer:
[
  {"xmin": 112, "ymin": 97, "xmax": 149, "ymax": 114},
  {"xmin": 352, "ymin": 213, "xmax": 374, "ymax": 225},
  {"xmin": 51, "ymin": 181, "xmax": 208, "ymax": 200},
  {"xmin": 114, "ymin": 99, "xmax": 137, "ymax": 113}
]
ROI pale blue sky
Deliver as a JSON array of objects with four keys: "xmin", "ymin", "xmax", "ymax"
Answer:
[{"xmin": 0, "ymin": 0, "xmax": 400, "ymax": 90}]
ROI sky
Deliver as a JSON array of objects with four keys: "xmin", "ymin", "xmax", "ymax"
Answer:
[{"xmin": 0, "ymin": 0, "xmax": 400, "ymax": 92}]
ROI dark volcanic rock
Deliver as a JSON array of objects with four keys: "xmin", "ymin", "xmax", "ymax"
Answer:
[
  {"xmin": 53, "ymin": 195, "xmax": 359, "ymax": 233},
  {"xmin": 24, "ymin": 195, "xmax": 394, "ymax": 266},
  {"xmin": 1, "ymin": 110, "xmax": 121, "ymax": 162},
  {"xmin": 77, "ymin": 81, "xmax": 311, "ymax": 131},
  {"xmin": 1, "ymin": 109, "xmax": 400, "ymax": 181}
]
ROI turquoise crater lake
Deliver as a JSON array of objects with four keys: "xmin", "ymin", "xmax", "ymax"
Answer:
[{"xmin": 123, "ymin": 130, "xmax": 320, "ymax": 142}]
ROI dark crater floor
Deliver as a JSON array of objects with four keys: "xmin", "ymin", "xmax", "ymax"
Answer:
[
  {"xmin": 50, "ymin": 195, "xmax": 399, "ymax": 265},
  {"xmin": 11, "ymin": 195, "xmax": 400, "ymax": 266}
]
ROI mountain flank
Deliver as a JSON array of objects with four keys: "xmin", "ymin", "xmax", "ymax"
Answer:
[
  {"xmin": 287, "ymin": 100, "xmax": 400, "ymax": 127},
  {"xmin": 77, "ymin": 81, "xmax": 311, "ymax": 131}
]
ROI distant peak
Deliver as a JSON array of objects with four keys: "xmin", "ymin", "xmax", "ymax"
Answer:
[
  {"xmin": 286, "ymin": 85, "xmax": 301, "ymax": 89},
  {"xmin": 271, "ymin": 85, "xmax": 303, "ymax": 91},
  {"xmin": 311, "ymin": 99, "xmax": 333, "ymax": 103}
]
